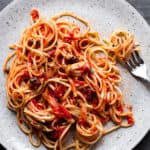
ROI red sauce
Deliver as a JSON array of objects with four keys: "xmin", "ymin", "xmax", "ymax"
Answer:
[
  {"xmin": 63, "ymin": 38, "xmax": 72, "ymax": 43},
  {"xmin": 117, "ymin": 117, "xmax": 122, "ymax": 123},
  {"xmin": 19, "ymin": 119, "xmax": 23, "ymax": 124},
  {"xmin": 78, "ymin": 117, "xmax": 89, "ymax": 127},
  {"xmin": 42, "ymin": 73, "xmax": 48, "ymax": 81},
  {"xmin": 30, "ymin": 9, "xmax": 39, "ymax": 22},
  {"xmin": 60, "ymin": 28, "xmax": 65, "ymax": 33},
  {"xmin": 100, "ymin": 117, "xmax": 109, "ymax": 124},
  {"xmin": 73, "ymin": 79, "xmax": 85, "ymax": 86},
  {"xmin": 69, "ymin": 32, "xmax": 74, "ymax": 37},
  {"xmin": 53, "ymin": 105, "xmax": 72, "ymax": 119},
  {"xmin": 28, "ymin": 54, "xmax": 32, "ymax": 63},
  {"xmin": 78, "ymin": 117, "xmax": 86, "ymax": 125},
  {"xmin": 63, "ymin": 32, "xmax": 79, "ymax": 41},
  {"xmin": 105, "ymin": 104, "xmax": 110, "ymax": 111},
  {"xmin": 17, "ymin": 47, "xmax": 22, "ymax": 51},
  {"xmin": 93, "ymin": 98, "xmax": 98, "ymax": 107},
  {"xmin": 48, "ymin": 88, "xmax": 55, "ymax": 97},
  {"xmin": 127, "ymin": 115, "xmax": 134, "ymax": 125},
  {"xmin": 80, "ymin": 65, "xmax": 90, "ymax": 74},
  {"xmin": 40, "ymin": 24, "xmax": 45, "ymax": 32},
  {"xmin": 76, "ymin": 46, "xmax": 81, "ymax": 52},
  {"xmin": 109, "ymin": 75, "xmax": 119, "ymax": 80},
  {"xmin": 31, "ymin": 99, "xmax": 43, "ymax": 110},
  {"xmin": 117, "ymin": 105, "xmax": 123, "ymax": 112},
  {"xmin": 48, "ymin": 49, "xmax": 56, "ymax": 57},
  {"xmin": 51, "ymin": 127, "xmax": 65, "ymax": 139},
  {"xmin": 54, "ymin": 85, "xmax": 65, "ymax": 99}
]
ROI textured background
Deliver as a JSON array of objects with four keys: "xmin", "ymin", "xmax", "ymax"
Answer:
[{"xmin": 0, "ymin": 0, "xmax": 150, "ymax": 150}]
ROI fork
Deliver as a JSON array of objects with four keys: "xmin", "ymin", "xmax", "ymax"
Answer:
[{"xmin": 125, "ymin": 51, "xmax": 150, "ymax": 82}]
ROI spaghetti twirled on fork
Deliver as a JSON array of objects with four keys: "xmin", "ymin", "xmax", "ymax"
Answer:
[{"xmin": 3, "ymin": 9, "xmax": 138, "ymax": 150}]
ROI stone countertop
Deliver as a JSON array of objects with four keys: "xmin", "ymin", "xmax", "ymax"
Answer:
[{"xmin": 0, "ymin": 0, "xmax": 150, "ymax": 150}]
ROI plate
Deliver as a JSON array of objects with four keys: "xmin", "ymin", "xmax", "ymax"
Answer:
[{"xmin": 0, "ymin": 0, "xmax": 150, "ymax": 150}]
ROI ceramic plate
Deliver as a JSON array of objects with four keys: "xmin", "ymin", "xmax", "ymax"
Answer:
[{"xmin": 0, "ymin": 0, "xmax": 150, "ymax": 150}]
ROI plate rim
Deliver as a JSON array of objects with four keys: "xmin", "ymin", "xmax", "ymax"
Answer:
[{"xmin": 0, "ymin": 0, "xmax": 150, "ymax": 150}]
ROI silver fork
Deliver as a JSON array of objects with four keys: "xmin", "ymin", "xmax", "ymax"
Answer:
[{"xmin": 125, "ymin": 51, "xmax": 150, "ymax": 82}]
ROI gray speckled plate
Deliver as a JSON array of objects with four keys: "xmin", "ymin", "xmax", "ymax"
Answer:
[{"xmin": 0, "ymin": 0, "xmax": 150, "ymax": 150}]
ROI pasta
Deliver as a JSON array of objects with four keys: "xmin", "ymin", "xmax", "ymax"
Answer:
[{"xmin": 3, "ymin": 9, "xmax": 138, "ymax": 150}]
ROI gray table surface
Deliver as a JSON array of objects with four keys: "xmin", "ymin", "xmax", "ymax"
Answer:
[{"xmin": 0, "ymin": 0, "xmax": 150, "ymax": 150}]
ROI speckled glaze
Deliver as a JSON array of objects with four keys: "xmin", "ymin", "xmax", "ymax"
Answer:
[{"xmin": 0, "ymin": 0, "xmax": 150, "ymax": 150}]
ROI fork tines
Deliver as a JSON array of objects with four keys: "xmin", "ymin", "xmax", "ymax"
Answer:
[{"xmin": 125, "ymin": 51, "xmax": 144, "ymax": 71}]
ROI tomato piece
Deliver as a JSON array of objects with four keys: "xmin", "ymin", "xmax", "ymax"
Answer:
[
  {"xmin": 100, "ymin": 117, "xmax": 109, "ymax": 124},
  {"xmin": 31, "ymin": 99, "xmax": 43, "ymax": 110},
  {"xmin": 50, "ymin": 127, "xmax": 65, "ymax": 140},
  {"xmin": 78, "ymin": 117, "xmax": 89, "ymax": 127},
  {"xmin": 117, "ymin": 105, "xmax": 123, "ymax": 112},
  {"xmin": 73, "ymin": 80, "xmax": 85, "ymax": 86},
  {"xmin": 54, "ymin": 85, "xmax": 65, "ymax": 99},
  {"xmin": 30, "ymin": 9, "xmax": 39, "ymax": 22},
  {"xmin": 80, "ymin": 65, "xmax": 90, "ymax": 74},
  {"xmin": 69, "ymin": 32, "xmax": 74, "ymax": 37},
  {"xmin": 78, "ymin": 117, "xmax": 86, "ymax": 125},
  {"xmin": 53, "ymin": 105, "xmax": 71, "ymax": 119},
  {"xmin": 127, "ymin": 115, "xmax": 134, "ymax": 125}
]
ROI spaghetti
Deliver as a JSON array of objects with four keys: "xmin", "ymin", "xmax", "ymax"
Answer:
[{"xmin": 3, "ymin": 9, "xmax": 138, "ymax": 150}]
